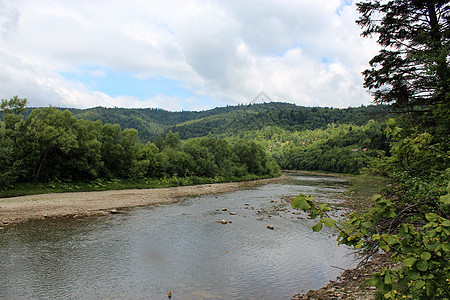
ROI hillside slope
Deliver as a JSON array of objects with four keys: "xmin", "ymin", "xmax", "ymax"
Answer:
[{"xmin": 58, "ymin": 102, "xmax": 390, "ymax": 141}]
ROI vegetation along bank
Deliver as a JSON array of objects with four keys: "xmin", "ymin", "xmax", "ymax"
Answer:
[{"xmin": 1, "ymin": 0, "xmax": 449, "ymax": 298}]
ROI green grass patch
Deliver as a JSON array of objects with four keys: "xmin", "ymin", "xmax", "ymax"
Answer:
[
  {"xmin": 346, "ymin": 174, "xmax": 388, "ymax": 200},
  {"xmin": 0, "ymin": 174, "xmax": 278, "ymax": 198}
]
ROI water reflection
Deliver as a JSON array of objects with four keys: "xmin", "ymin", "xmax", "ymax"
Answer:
[{"xmin": 0, "ymin": 174, "xmax": 355, "ymax": 299}]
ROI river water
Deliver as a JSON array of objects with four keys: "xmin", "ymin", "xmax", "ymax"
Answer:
[{"xmin": 0, "ymin": 173, "xmax": 356, "ymax": 299}]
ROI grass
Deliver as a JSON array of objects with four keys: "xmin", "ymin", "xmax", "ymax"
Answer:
[
  {"xmin": 0, "ymin": 174, "xmax": 277, "ymax": 198},
  {"xmin": 342, "ymin": 174, "xmax": 389, "ymax": 212}
]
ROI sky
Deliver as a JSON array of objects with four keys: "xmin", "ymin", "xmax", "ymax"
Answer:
[{"xmin": 0, "ymin": 0, "xmax": 380, "ymax": 111}]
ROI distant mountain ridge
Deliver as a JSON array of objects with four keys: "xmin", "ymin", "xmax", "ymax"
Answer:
[{"xmin": 43, "ymin": 102, "xmax": 390, "ymax": 142}]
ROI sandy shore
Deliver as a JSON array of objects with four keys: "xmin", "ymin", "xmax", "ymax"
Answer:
[{"xmin": 0, "ymin": 176, "xmax": 284, "ymax": 226}]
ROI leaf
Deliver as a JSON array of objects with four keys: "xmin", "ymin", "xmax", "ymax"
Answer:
[
  {"xmin": 391, "ymin": 126, "xmax": 402, "ymax": 136},
  {"xmin": 407, "ymin": 270, "xmax": 420, "ymax": 280},
  {"xmin": 416, "ymin": 260, "xmax": 428, "ymax": 271},
  {"xmin": 439, "ymin": 194, "xmax": 450, "ymax": 205},
  {"xmin": 367, "ymin": 276, "xmax": 385, "ymax": 289},
  {"xmin": 403, "ymin": 257, "xmax": 417, "ymax": 268},
  {"xmin": 323, "ymin": 218, "xmax": 335, "ymax": 228},
  {"xmin": 355, "ymin": 240, "xmax": 363, "ymax": 249},
  {"xmin": 319, "ymin": 203, "xmax": 330, "ymax": 212},
  {"xmin": 425, "ymin": 213, "xmax": 439, "ymax": 222},
  {"xmin": 420, "ymin": 252, "xmax": 431, "ymax": 261},
  {"xmin": 383, "ymin": 234, "xmax": 399, "ymax": 245},
  {"xmin": 362, "ymin": 221, "xmax": 373, "ymax": 228},
  {"xmin": 370, "ymin": 194, "xmax": 382, "ymax": 201},
  {"xmin": 386, "ymin": 210, "xmax": 397, "ymax": 218},
  {"xmin": 384, "ymin": 271, "xmax": 392, "ymax": 284},
  {"xmin": 312, "ymin": 221, "xmax": 323, "ymax": 232},
  {"xmin": 291, "ymin": 195, "xmax": 311, "ymax": 210},
  {"xmin": 415, "ymin": 280, "xmax": 425, "ymax": 290}
]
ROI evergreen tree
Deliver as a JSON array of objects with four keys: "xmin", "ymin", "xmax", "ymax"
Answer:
[{"xmin": 356, "ymin": 0, "xmax": 449, "ymax": 134}]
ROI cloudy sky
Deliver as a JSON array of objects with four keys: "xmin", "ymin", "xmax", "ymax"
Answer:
[{"xmin": 0, "ymin": 0, "xmax": 380, "ymax": 111}]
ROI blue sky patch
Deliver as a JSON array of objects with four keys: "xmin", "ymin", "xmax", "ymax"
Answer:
[{"xmin": 60, "ymin": 67, "xmax": 196, "ymax": 99}]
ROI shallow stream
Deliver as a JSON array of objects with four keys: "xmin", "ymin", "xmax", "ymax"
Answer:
[{"xmin": 0, "ymin": 173, "xmax": 355, "ymax": 299}]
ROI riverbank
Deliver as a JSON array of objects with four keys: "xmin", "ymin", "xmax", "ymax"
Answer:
[
  {"xmin": 291, "ymin": 172, "xmax": 392, "ymax": 300},
  {"xmin": 292, "ymin": 252, "xmax": 394, "ymax": 300},
  {"xmin": 0, "ymin": 176, "xmax": 285, "ymax": 226}
]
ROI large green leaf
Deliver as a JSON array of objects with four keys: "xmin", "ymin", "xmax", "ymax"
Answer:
[
  {"xmin": 323, "ymin": 218, "xmax": 335, "ymax": 228},
  {"xmin": 291, "ymin": 194, "xmax": 311, "ymax": 210},
  {"xmin": 311, "ymin": 221, "xmax": 323, "ymax": 232},
  {"xmin": 420, "ymin": 252, "xmax": 431, "ymax": 261}
]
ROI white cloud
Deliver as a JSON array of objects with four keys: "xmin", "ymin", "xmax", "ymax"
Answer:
[{"xmin": 0, "ymin": 0, "xmax": 380, "ymax": 110}]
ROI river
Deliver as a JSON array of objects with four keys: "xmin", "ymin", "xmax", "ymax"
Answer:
[{"xmin": 0, "ymin": 173, "xmax": 356, "ymax": 299}]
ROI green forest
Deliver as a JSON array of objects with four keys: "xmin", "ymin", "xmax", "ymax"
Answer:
[
  {"xmin": 42, "ymin": 101, "xmax": 390, "ymax": 141},
  {"xmin": 1, "ymin": 96, "xmax": 393, "ymax": 193},
  {"xmin": 0, "ymin": 0, "xmax": 449, "ymax": 298},
  {"xmin": 0, "ymin": 99, "xmax": 282, "ymax": 192}
]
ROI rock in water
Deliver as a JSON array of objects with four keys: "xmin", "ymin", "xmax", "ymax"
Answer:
[
  {"xmin": 168, "ymin": 290, "xmax": 172, "ymax": 299},
  {"xmin": 267, "ymin": 225, "xmax": 274, "ymax": 230}
]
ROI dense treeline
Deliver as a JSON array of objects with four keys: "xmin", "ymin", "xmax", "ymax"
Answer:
[
  {"xmin": 215, "ymin": 121, "xmax": 388, "ymax": 175},
  {"xmin": 0, "ymin": 98, "xmax": 279, "ymax": 189},
  {"xmin": 42, "ymin": 102, "xmax": 390, "ymax": 142},
  {"xmin": 171, "ymin": 103, "xmax": 390, "ymax": 139},
  {"xmin": 275, "ymin": 121, "xmax": 387, "ymax": 174}
]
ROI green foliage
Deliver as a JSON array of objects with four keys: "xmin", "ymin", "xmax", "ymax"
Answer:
[
  {"xmin": 291, "ymin": 193, "xmax": 334, "ymax": 231},
  {"xmin": 356, "ymin": 0, "xmax": 449, "ymax": 111},
  {"xmin": 61, "ymin": 102, "xmax": 390, "ymax": 142},
  {"xmin": 0, "ymin": 101, "xmax": 280, "ymax": 191},
  {"xmin": 367, "ymin": 212, "xmax": 450, "ymax": 299},
  {"xmin": 293, "ymin": 117, "xmax": 449, "ymax": 299},
  {"xmin": 356, "ymin": 0, "xmax": 449, "ymax": 143},
  {"xmin": 0, "ymin": 96, "xmax": 28, "ymax": 116},
  {"xmin": 170, "ymin": 103, "xmax": 390, "ymax": 140},
  {"xmin": 261, "ymin": 121, "xmax": 388, "ymax": 174},
  {"xmin": 294, "ymin": 189, "xmax": 449, "ymax": 299}
]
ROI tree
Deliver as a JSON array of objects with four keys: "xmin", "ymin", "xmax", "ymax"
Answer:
[
  {"xmin": 164, "ymin": 131, "xmax": 180, "ymax": 149},
  {"xmin": 300, "ymin": 2, "xmax": 450, "ymax": 298},
  {"xmin": 356, "ymin": 0, "xmax": 449, "ymax": 129},
  {"xmin": 0, "ymin": 96, "xmax": 28, "ymax": 116},
  {"xmin": 25, "ymin": 107, "xmax": 79, "ymax": 181}
]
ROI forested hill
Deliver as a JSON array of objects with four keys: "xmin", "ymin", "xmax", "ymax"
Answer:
[
  {"xmin": 53, "ymin": 102, "xmax": 390, "ymax": 141},
  {"xmin": 169, "ymin": 103, "xmax": 390, "ymax": 139}
]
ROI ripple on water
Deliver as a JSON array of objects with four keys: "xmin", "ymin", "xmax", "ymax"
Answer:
[{"xmin": 0, "ymin": 174, "xmax": 355, "ymax": 299}]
